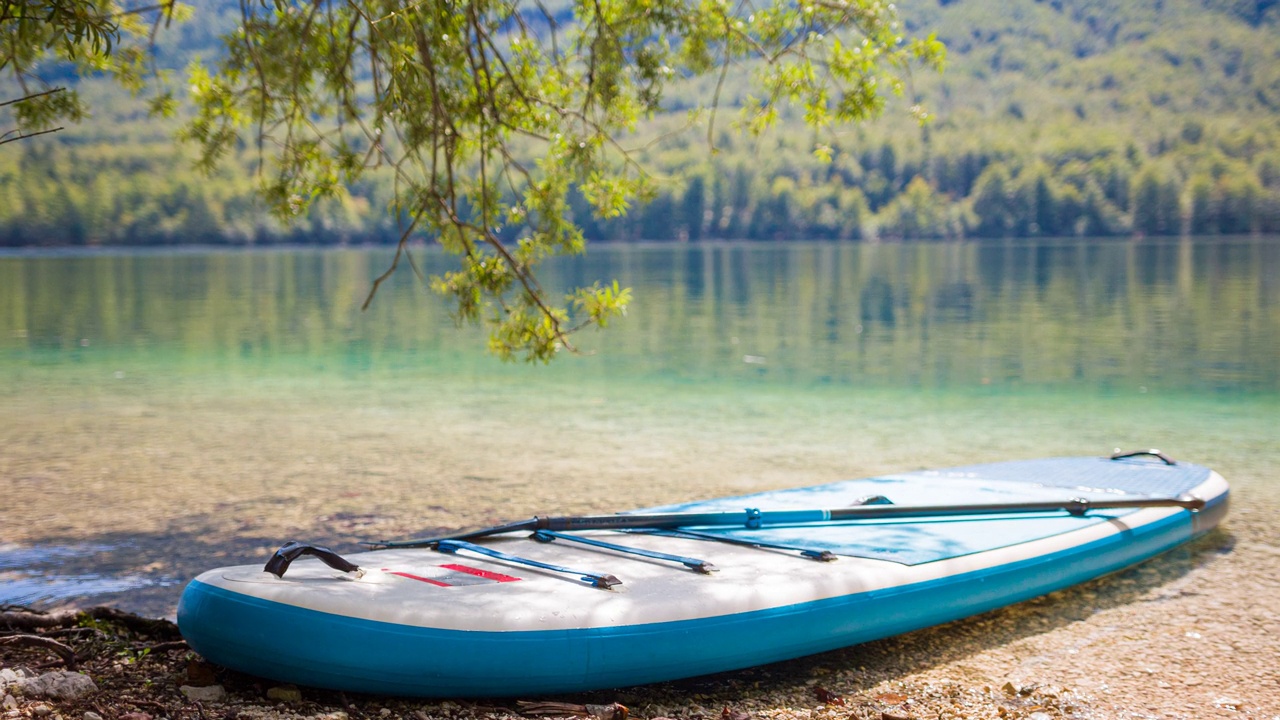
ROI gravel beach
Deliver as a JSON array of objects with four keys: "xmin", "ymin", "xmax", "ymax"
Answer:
[{"xmin": 3, "ymin": 375, "xmax": 1278, "ymax": 719}]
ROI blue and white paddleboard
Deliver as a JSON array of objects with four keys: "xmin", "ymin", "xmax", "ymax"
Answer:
[{"xmin": 177, "ymin": 453, "xmax": 1228, "ymax": 697}]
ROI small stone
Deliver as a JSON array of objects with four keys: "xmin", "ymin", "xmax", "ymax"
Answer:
[
  {"xmin": 265, "ymin": 684, "xmax": 302, "ymax": 702},
  {"xmin": 0, "ymin": 670, "xmax": 21, "ymax": 691},
  {"xmin": 84, "ymin": 712, "xmax": 104, "ymax": 720},
  {"xmin": 1, "ymin": 697, "xmax": 15, "ymax": 711},
  {"xmin": 379, "ymin": 710, "xmax": 391, "ymax": 718},
  {"xmin": 587, "ymin": 704, "xmax": 629, "ymax": 720},
  {"xmin": 118, "ymin": 713, "xmax": 151, "ymax": 720},
  {"xmin": 31, "ymin": 705, "xmax": 53, "ymax": 718},
  {"xmin": 18, "ymin": 672, "xmax": 98, "ymax": 701},
  {"xmin": 318, "ymin": 713, "xmax": 348, "ymax": 720},
  {"xmin": 180, "ymin": 684, "xmax": 227, "ymax": 702}
]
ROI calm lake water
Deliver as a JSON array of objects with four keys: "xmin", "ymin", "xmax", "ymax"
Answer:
[{"xmin": 1, "ymin": 237, "xmax": 1277, "ymax": 616}]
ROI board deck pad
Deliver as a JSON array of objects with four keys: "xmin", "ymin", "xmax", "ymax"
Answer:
[{"xmin": 637, "ymin": 457, "xmax": 1214, "ymax": 565}]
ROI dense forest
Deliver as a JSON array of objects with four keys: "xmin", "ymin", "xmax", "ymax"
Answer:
[{"xmin": 2, "ymin": 0, "xmax": 1279, "ymax": 246}]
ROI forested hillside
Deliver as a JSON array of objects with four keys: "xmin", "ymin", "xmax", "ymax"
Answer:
[{"xmin": 2, "ymin": 0, "xmax": 1279, "ymax": 246}]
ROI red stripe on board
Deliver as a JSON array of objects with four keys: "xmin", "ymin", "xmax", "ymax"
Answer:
[
  {"xmin": 382, "ymin": 569, "xmax": 452, "ymax": 587},
  {"xmin": 440, "ymin": 563, "xmax": 521, "ymax": 582}
]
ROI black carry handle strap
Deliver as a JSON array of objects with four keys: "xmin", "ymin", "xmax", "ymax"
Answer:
[
  {"xmin": 1110, "ymin": 449, "xmax": 1177, "ymax": 465},
  {"xmin": 264, "ymin": 541, "xmax": 362, "ymax": 578}
]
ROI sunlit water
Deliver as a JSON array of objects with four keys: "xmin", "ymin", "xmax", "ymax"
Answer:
[{"xmin": 1, "ymin": 238, "xmax": 1276, "ymax": 616}]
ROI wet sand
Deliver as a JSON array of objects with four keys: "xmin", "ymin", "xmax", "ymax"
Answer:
[{"xmin": 3, "ymin": 370, "xmax": 1278, "ymax": 718}]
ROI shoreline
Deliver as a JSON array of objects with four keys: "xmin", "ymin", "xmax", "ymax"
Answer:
[{"xmin": 4, "ymin": 368, "xmax": 1277, "ymax": 718}]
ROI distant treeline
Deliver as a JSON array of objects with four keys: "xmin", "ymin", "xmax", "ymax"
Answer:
[
  {"xmin": 4, "ymin": 0, "xmax": 1279, "ymax": 245},
  {"xmin": 3, "ymin": 119, "xmax": 1278, "ymax": 247},
  {"xmin": 579, "ymin": 117, "xmax": 1280, "ymax": 241},
  {"xmin": 0, "ymin": 141, "xmax": 402, "ymax": 247}
]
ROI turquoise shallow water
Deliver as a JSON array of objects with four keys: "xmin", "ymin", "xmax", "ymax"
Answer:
[{"xmin": 0, "ymin": 238, "xmax": 1276, "ymax": 616}]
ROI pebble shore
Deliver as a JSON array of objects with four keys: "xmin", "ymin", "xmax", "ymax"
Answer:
[{"xmin": 3, "ymin": 380, "xmax": 1277, "ymax": 719}]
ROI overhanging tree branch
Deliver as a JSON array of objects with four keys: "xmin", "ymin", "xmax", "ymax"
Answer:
[{"xmin": 184, "ymin": 0, "xmax": 944, "ymax": 362}]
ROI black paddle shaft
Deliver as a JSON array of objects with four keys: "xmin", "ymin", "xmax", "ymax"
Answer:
[{"xmin": 369, "ymin": 494, "xmax": 1205, "ymax": 549}]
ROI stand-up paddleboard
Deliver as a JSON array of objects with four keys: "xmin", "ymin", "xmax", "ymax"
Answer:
[{"xmin": 177, "ymin": 452, "xmax": 1228, "ymax": 697}]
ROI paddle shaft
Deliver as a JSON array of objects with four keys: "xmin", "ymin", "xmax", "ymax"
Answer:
[{"xmin": 371, "ymin": 494, "xmax": 1205, "ymax": 548}]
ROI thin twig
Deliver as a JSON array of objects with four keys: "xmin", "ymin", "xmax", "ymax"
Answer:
[
  {"xmin": 361, "ymin": 214, "xmax": 422, "ymax": 310},
  {"xmin": 0, "ymin": 86, "xmax": 66, "ymax": 108},
  {"xmin": 0, "ymin": 126, "xmax": 63, "ymax": 145},
  {"xmin": 135, "ymin": 639, "xmax": 188, "ymax": 652}
]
